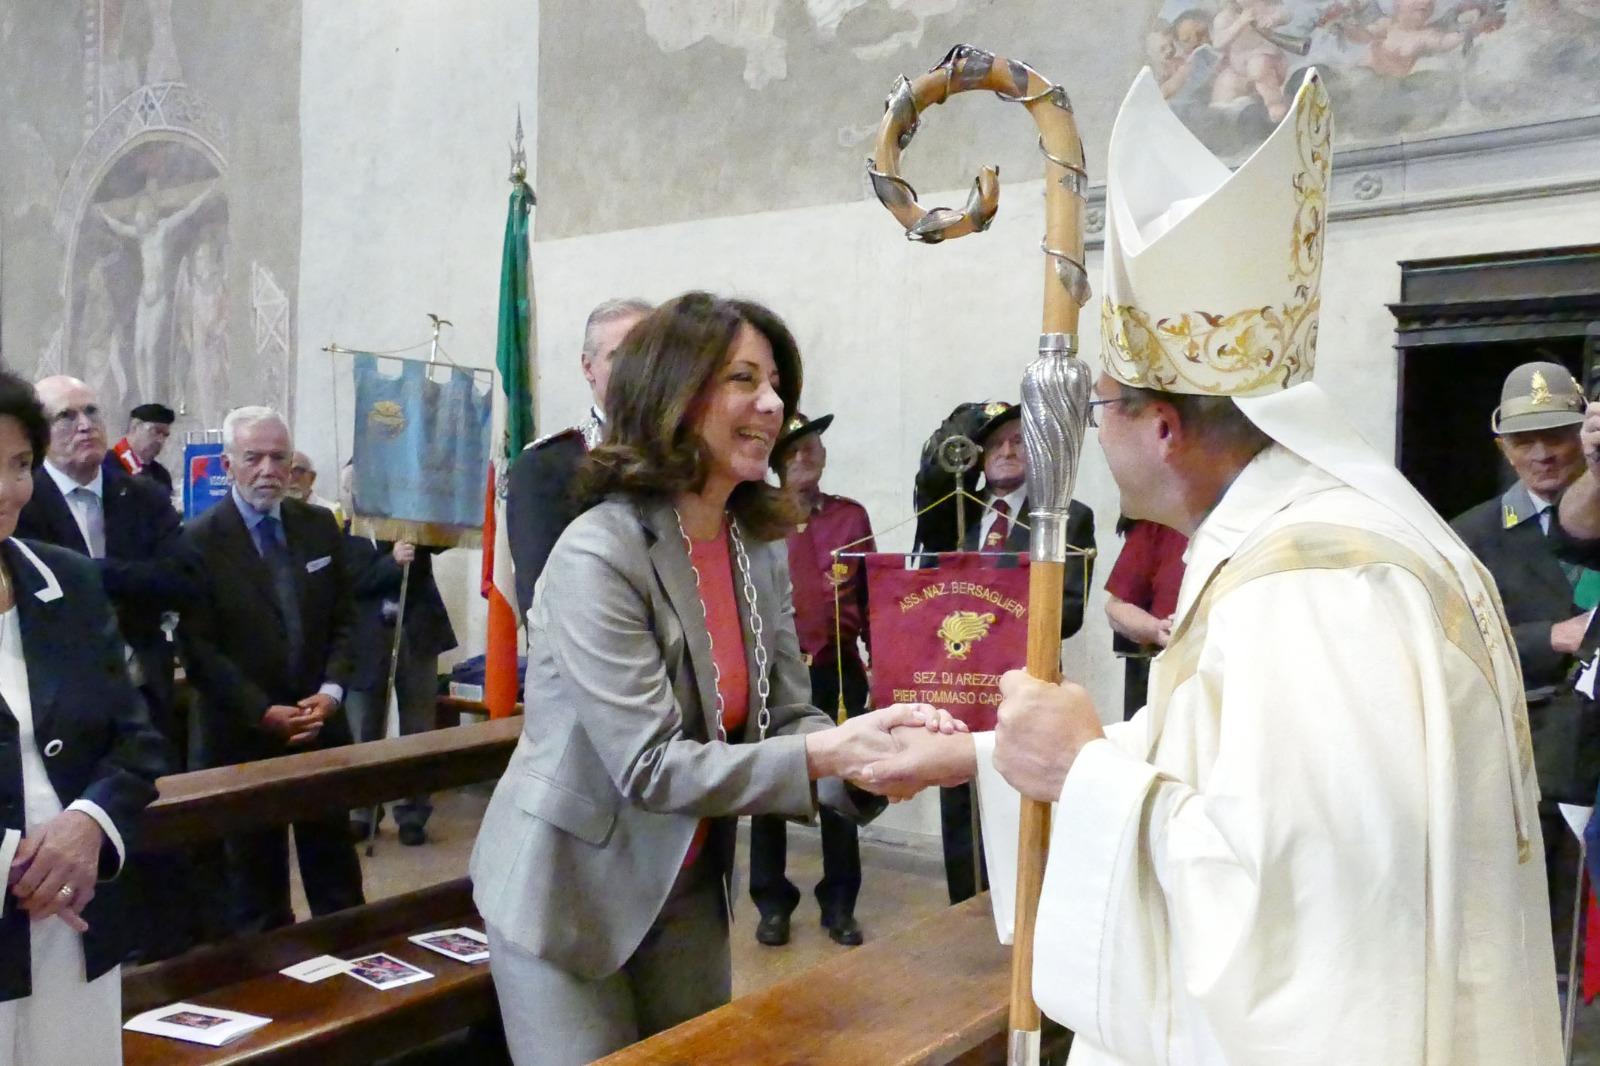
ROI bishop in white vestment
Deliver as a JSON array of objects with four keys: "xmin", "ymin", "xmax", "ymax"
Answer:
[
  {"xmin": 866, "ymin": 66, "xmax": 1563, "ymax": 1066},
  {"xmin": 976, "ymin": 442, "xmax": 1562, "ymax": 1064}
]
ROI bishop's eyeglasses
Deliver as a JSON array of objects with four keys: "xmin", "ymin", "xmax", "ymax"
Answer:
[{"xmin": 1086, "ymin": 397, "xmax": 1128, "ymax": 428}]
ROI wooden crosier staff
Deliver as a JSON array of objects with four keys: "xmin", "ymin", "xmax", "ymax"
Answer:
[{"xmin": 867, "ymin": 44, "xmax": 1092, "ymax": 1066}]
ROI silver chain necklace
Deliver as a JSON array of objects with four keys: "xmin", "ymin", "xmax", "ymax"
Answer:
[{"xmin": 675, "ymin": 509, "xmax": 772, "ymax": 742}]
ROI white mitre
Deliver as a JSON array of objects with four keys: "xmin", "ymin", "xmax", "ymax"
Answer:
[
  {"xmin": 1101, "ymin": 68, "xmax": 1330, "ymax": 396},
  {"xmin": 1100, "ymin": 68, "xmax": 1539, "ymax": 857}
]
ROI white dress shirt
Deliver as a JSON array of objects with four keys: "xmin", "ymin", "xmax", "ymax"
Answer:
[
  {"xmin": 41, "ymin": 461, "xmax": 105, "ymax": 559},
  {"xmin": 977, "ymin": 486, "xmax": 1027, "ymax": 550}
]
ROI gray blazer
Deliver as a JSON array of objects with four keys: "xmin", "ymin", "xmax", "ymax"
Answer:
[{"xmin": 470, "ymin": 497, "xmax": 851, "ymax": 979}]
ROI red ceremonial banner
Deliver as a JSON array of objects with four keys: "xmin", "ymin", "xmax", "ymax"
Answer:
[{"xmin": 866, "ymin": 552, "xmax": 1031, "ymax": 731}]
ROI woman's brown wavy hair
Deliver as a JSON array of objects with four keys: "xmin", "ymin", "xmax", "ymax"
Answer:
[{"xmin": 575, "ymin": 291, "xmax": 803, "ymax": 540}]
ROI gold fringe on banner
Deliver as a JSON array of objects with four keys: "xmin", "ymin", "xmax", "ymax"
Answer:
[{"xmin": 350, "ymin": 515, "xmax": 482, "ymax": 550}]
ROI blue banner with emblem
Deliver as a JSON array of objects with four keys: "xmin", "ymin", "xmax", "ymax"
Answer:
[{"xmin": 349, "ymin": 353, "xmax": 493, "ymax": 547}]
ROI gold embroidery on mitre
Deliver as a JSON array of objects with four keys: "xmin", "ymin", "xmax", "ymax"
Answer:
[
  {"xmin": 937, "ymin": 610, "xmax": 996, "ymax": 660},
  {"xmin": 1529, "ymin": 370, "xmax": 1552, "ymax": 407},
  {"xmin": 1102, "ymin": 78, "xmax": 1331, "ymax": 397}
]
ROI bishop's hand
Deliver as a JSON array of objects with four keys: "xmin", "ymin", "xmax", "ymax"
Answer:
[
  {"xmin": 804, "ymin": 703, "xmax": 966, "ymax": 783},
  {"xmin": 992, "ymin": 670, "xmax": 1104, "ymax": 802}
]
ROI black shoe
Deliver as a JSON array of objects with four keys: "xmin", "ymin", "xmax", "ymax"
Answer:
[
  {"xmin": 755, "ymin": 912, "xmax": 790, "ymax": 946},
  {"xmin": 823, "ymin": 914, "xmax": 863, "ymax": 946},
  {"xmin": 350, "ymin": 806, "xmax": 384, "ymax": 842},
  {"xmin": 398, "ymin": 824, "xmax": 427, "ymax": 847}
]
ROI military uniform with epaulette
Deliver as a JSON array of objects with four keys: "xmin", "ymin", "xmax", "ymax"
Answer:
[{"xmin": 505, "ymin": 410, "xmax": 601, "ymax": 619}]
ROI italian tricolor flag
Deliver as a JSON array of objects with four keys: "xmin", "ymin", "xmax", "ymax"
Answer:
[{"xmin": 481, "ymin": 177, "xmax": 536, "ymax": 718}]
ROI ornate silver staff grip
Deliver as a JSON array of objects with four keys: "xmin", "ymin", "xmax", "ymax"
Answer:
[{"xmin": 1022, "ymin": 333, "xmax": 1092, "ymax": 564}]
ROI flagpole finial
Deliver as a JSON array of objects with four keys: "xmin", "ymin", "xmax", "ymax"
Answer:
[{"xmin": 509, "ymin": 106, "xmax": 528, "ymax": 184}]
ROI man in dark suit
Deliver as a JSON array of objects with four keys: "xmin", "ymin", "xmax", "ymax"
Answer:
[
  {"xmin": 178, "ymin": 406, "xmax": 364, "ymax": 933},
  {"xmin": 1453, "ymin": 361, "xmax": 1592, "ymax": 975},
  {"xmin": 19, "ymin": 377, "xmax": 199, "ymax": 961},
  {"xmin": 106, "ymin": 402, "xmax": 176, "ymax": 494},
  {"xmin": 506, "ymin": 298, "xmax": 651, "ymax": 618},
  {"xmin": 20, "ymin": 378, "xmax": 195, "ymax": 747},
  {"xmin": 944, "ymin": 401, "xmax": 1096, "ymax": 904},
  {"xmin": 344, "ymin": 528, "xmax": 457, "ymax": 846}
]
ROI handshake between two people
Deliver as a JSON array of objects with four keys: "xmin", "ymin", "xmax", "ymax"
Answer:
[{"xmin": 802, "ymin": 670, "xmax": 1107, "ymax": 804}]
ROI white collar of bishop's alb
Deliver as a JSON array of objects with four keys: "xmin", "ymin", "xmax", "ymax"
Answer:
[{"xmin": 1173, "ymin": 444, "xmax": 1342, "ymax": 628}]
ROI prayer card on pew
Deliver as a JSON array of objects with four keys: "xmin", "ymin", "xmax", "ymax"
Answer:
[
  {"xmin": 124, "ymin": 1003, "xmax": 271, "ymax": 1047},
  {"xmin": 408, "ymin": 927, "xmax": 490, "ymax": 963},
  {"xmin": 344, "ymin": 952, "xmax": 433, "ymax": 990}
]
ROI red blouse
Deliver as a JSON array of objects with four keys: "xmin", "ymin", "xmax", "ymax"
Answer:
[{"xmin": 682, "ymin": 524, "xmax": 749, "ymax": 868}]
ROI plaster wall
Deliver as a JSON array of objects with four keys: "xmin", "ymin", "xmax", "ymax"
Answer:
[{"xmin": 296, "ymin": 0, "xmax": 539, "ymax": 659}]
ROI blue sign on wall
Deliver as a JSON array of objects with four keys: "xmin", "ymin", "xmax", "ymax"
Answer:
[{"xmin": 183, "ymin": 442, "xmax": 229, "ymax": 520}]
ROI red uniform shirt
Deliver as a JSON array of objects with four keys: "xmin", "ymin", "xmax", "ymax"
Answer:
[
  {"xmin": 786, "ymin": 493, "xmax": 875, "ymax": 660},
  {"xmin": 1105, "ymin": 520, "xmax": 1188, "ymax": 622},
  {"xmin": 111, "ymin": 438, "xmax": 144, "ymax": 475}
]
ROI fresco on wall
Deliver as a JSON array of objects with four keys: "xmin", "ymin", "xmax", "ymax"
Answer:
[
  {"xmin": 539, "ymin": 0, "xmax": 1599, "ymax": 239},
  {"xmin": 0, "ymin": 0, "xmax": 302, "ymax": 440},
  {"xmin": 1147, "ymin": 0, "xmax": 1600, "ymax": 156},
  {"xmin": 69, "ymin": 139, "xmax": 230, "ymax": 426}
]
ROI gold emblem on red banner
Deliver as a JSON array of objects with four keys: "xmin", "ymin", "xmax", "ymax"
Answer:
[
  {"xmin": 937, "ymin": 610, "xmax": 996, "ymax": 660},
  {"xmin": 828, "ymin": 561, "xmax": 850, "ymax": 587}
]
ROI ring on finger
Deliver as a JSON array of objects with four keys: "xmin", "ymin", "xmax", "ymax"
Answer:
[{"xmin": 57, "ymin": 884, "xmax": 75, "ymax": 902}]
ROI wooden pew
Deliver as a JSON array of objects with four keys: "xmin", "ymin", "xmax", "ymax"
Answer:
[
  {"xmin": 123, "ymin": 880, "xmax": 492, "ymax": 1066},
  {"xmin": 123, "ymin": 709, "xmax": 518, "ymax": 1063},
  {"xmin": 595, "ymin": 895, "xmax": 1071, "ymax": 1066},
  {"xmin": 139, "ymin": 716, "xmax": 521, "ymax": 850}
]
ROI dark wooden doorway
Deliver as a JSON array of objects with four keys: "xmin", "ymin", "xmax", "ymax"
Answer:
[{"xmin": 1390, "ymin": 244, "xmax": 1600, "ymax": 523}]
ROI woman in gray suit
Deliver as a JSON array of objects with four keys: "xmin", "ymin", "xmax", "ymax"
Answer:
[{"xmin": 471, "ymin": 293, "xmax": 957, "ymax": 1064}]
